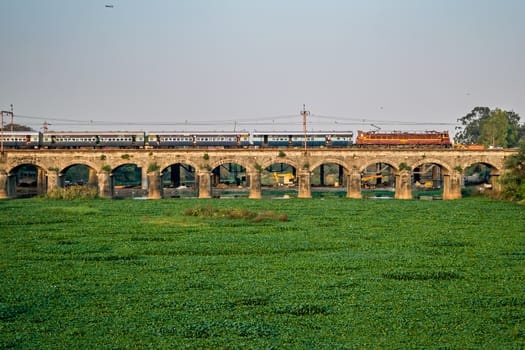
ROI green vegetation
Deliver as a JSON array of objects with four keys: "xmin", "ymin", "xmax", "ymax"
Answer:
[
  {"xmin": 183, "ymin": 205, "xmax": 288, "ymax": 222},
  {"xmin": 398, "ymin": 162, "xmax": 411, "ymax": 171},
  {"xmin": 45, "ymin": 185, "xmax": 98, "ymax": 200},
  {"xmin": 113, "ymin": 164, "xmax": 141, "ymax": 187},
  {"xmin": 1, "ymin": 198, "xmax": 524, "ymax": 348},
  {"xmin": 501, "ymin": 141, "xmax": 525, "ymax": 203},
  {"xmin": 147, "ymin": 162, "xmax": 160, "ymax": 173},
  {"xmin": 455, "ymin": 106, "xmax": 523, "ymax": 148}
]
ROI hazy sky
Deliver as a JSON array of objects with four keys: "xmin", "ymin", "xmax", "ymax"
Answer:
[{"xmin": 1, "ymin": 0, "xmax": 524, "ymax": 132}]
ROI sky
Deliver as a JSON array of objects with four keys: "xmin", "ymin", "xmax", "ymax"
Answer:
[{"xmin": 1, "ymin": 0, "xmax": 524, "ymax": 133}]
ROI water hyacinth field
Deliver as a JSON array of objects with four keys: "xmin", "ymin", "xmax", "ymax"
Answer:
[{"xmin": 1, "ymin": 197, "xmax": 524, "ymax": 349}]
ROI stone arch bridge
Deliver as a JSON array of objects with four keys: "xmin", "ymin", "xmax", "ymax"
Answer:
[{"xmin": 0, "ymin": 148, "xmax": 516, "ymax": 200}]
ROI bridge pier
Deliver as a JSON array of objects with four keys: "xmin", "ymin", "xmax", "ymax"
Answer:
[
  {"xmin": 395, "ymin": 170, "xmax": 412, "ymax": 199},
  {"xmin": 147, "ymin": 170, "xmax": 163, "ymax": 199},
  {"xmin": 490, "ymin": 173, "xmax": 503, "ymax": 192},
  {"xmin": 7, "ymin": 174, "xmax": 16, "ymax": 198},
  {"xmin": 141, "ymin": 168, "xmax": 148, "ymax": 190},
  {"xmin": 248, "ymin": 171, "xmax": 262, "ymax": 199},
  {"xmin": 298, "ymin": 170, "xmax": 311, "ymax": 198},
  {"xmin": 443, "ymin": 171, "xmax": 462, "ymax": 200},
  {"xmin": 0, "ymin": 170, "xmax": 8, "ymax": 199},
  {"xmin": 37, "ymin": 168, "xmax": 47, "ymax": 195},
  {"xmin": 346, "ymin": 170, "xmax": 362, "ymax": 199},
  {"xmin": 97, "ymin": 171, "xmax": 113, "ymax": 199},
  {"xmin": 198, "ymin": 172, "xmax": 212, "ymax": 198},
  {"xmin": 88, "ymin": 168, "xmax": 97, "ymax": 186},
  {"xmin": 0, "ymin": 172, "xmax": 16, "ymax": 199},
  {"xmin": 46, "ymin": 170, "xmax": 61, "ymax": 193}
]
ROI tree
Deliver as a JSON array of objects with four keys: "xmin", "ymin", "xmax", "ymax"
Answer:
[
  {"xmin": 455, "ymin": 107, "xmax": 522, "ymax": 148},
  {"xmin": 499, "ymin": 141, "xmax": 525, "ymax": 202},
  {"xmin": 4, "ymin": 123, "xmax": 34, "ymax": 131}
]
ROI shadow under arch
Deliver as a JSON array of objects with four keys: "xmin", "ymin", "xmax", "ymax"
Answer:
[
  {"xmin": 257, "ymin": 159, "xmax": 300, "ymax": 191},
  {"xmin": 158, "ymin": 162, "xmax": 198, "ymax": 198},
  {"xmin": 7, "ymin": 163, "xmax": 46, "ymax": 198},
  {"xmin": 461, "ymin": 160, "xmax": 501, "ymax": 192},
  {"xmin": 411, "ymin": 158, "xmax": 452, "ymax": 175},
  {"xmin": 359, "ymin": 161, "xmax": 398, "ymax": 191},
  {"xmin": 109, "ymin": 163, "xmax": 143, "ymax": 198},
  {"xmin": 409, "ymin": 159, "xmax": 452, "ymax": 193},
  {"xmin": 358, "ymin": 160, "xmax": 399, "ymax": 174},
  {"xmin": 309, "ymin": 159, "xmax": 350, "ymax": 188},
  {"xmin": 60, "ymin": 163, "xmax": 98, "ymax": 187}
]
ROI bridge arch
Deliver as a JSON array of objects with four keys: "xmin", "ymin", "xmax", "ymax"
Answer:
[
  {"xmin": 358, "ymin": 160, "xmax": 398, "ymax": 174},
  {"xmin": 359, "ymin": 161, "xmax": 398, "ymax": 190},
  {"xmin": 309, "ymin": 158, "xmax": 350, "ymax": 189},
  {"xmin": 8, "ymin": 161, "xmax": 47, "ymax": 175},
  {"xmin": 157, "ymin": 161, "xmax": 198, "ymax": 195},
  {"xmin": 461, "ymin": 160, "xmax": 502, "ymax": 192},
  {"xmin": 461, "ymin": 160, "xmax": 500, "ymax": 174},
  {"xmin": 60, "ymin": 163, "xmax": 98, "ymax": 187},
  {"xmin": 157, "ymin": 159, "xmax": 200, "ymax": 174},
  {"xmin": 6, "ymin": 163, "xmax": 47, "ymax": 197},
  {"xmin": 209, "ymin": 158, "xmax": 252, "ymax": 173},
  {"xmin": 411, "ymin": 158, "xmax": 452, "ymax": 174},
  {"xmin": 111, "ymin": 163, "xmax": 143, "ymax": 191},
  {"xmin": 309, "ymin": 158, "xmax": 349, "ymax": 173},
  {"xmin": 260, "ymin": 159, "xmax": 300, "ymax": 172},
  {"xmin": 109, "ymin": 160, "xmax": 143, "ymax": 173},
  {"xmin": 60, "ymin": 160, "xmax": 99, "ymax": 174}
]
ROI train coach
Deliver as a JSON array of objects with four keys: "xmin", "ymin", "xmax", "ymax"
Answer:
[
  {"xmin": 356, "ymin": 130, "xmax": 451, "ymax": 148},
  {"xmin": 0, "ymin": 131, "xmax": 41, "ymax": 148},
  {"xmin": 251, "ymin": 132, "xmax": 354, "ymax": 147},
  {"xmin": 146, "ymin": 132, "xmax": 250, "ymax": 147},
  {"xmin": 41, "ymin": 132, "xmax": 146, "ymax": 148}
]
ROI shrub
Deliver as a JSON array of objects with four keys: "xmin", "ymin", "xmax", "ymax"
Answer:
[
  {"xmin": 45, "ymin": 186, "xmax": 98, "ymax": 200},
  {"xmin": 183, "ymin": 206, "xmax": 288, "ymax": 222},
  {"xmin": 147, "ymin": 162, "xmax": 160, "ymax": 173}
]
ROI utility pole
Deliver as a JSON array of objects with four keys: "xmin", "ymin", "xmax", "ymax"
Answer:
[
  {"xmin": 0, "ymin": 111, "xmax": 3, "ymax": 154},
  {"xmin": 10, "ymin": 104, "xmax": 14, "ymax": 132},
  {"xmin": 1, "ymin": 106, "xmax": 14, "ymax": 154},
  {"xmin": 301, "ymin": 104, "xmax": 310, "ymax": 152}
]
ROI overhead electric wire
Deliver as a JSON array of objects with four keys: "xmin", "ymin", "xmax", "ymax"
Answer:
[{"xmin": 12, "ymin": 112, "xmax": 460, "ymax": 130}]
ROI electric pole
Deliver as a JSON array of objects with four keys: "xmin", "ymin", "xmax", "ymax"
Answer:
[
  {"xmin": 301, "ymin": 104, "xmax": 310, "ymax": 152},
  {"xmin": 1, "ymin": 106, "xmax": 14, "ymax": 154}
]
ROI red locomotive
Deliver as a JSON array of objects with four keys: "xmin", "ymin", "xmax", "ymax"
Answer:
[{"xmin": 356, "ymin": 130, "xmax": 451, "ymax": 148}]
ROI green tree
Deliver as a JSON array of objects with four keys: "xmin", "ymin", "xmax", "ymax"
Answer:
[
  {"xmin": 500, "ymin": 141, "xmax": 525, "ymax": 202},
  {"xmin": 455, "ymin": 107, "xmax": 521, "ymax": 148},
  {"xmin": 4, "ymin": 123, "xmax": 33, "ymax": 131}
]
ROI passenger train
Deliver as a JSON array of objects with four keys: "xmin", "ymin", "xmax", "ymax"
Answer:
[{"xmin": 0, "ymin": 130, "xmax": 452, "ymax": 149}]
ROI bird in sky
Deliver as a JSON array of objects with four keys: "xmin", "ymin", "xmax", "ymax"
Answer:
[{"xmin": 105, "ymin": 4, "xmax": 114, "ymax": 8}]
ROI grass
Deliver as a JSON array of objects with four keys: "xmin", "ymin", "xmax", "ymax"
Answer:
[{"xmin": 0, "ymin": 197, "xmax": 524, "ymax": 349}]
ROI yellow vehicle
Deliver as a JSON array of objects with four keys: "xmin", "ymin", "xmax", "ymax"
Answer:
[
  {"xmin": 416, "ymin": 181, "xmax": 434, "ymax": 188},
  {"xmin": 361, "ymin": 175, "xmax": 383, "ymax": 189},
  {"xmin": 273, "ymin": 172, "xmax": 295, "ymax": 186}
]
